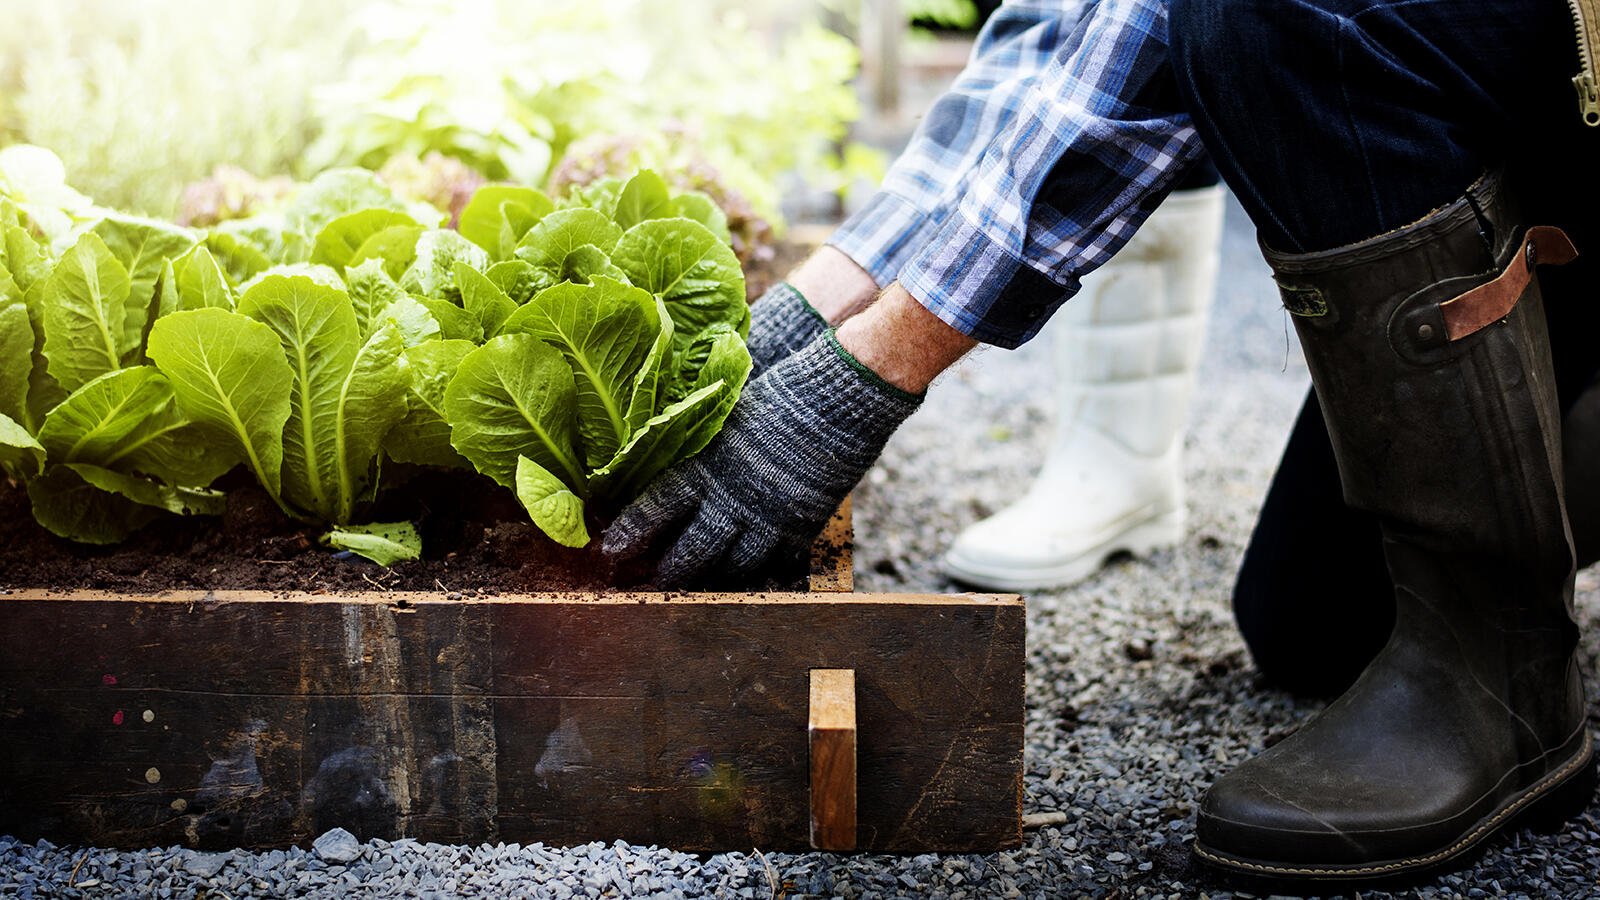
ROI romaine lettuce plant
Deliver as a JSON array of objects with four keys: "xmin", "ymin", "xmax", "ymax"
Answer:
[
  {"xmin": 1, "ymin": 157, "xmax": 751, "ymax": 560},
  {"xmin": 0, "ymin": 204, "xmax": 233, "ymax": 544},
  {"xmin": 402, "ymin": 169, "xmax": 752, "ymax": 547}
]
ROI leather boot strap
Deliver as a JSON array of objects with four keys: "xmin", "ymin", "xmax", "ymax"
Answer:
[{"xmin": 1441, "ymin": 226, "xmax": 1578, "ymax": 341}]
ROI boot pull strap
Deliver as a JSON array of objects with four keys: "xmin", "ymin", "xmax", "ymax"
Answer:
[{"xmin": 1440, "ymin": 226, "xmax": 1578, "ymax": 341}]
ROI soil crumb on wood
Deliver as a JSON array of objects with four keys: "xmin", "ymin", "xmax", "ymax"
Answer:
[{"xmin": 0, "ymin": 469, "xmax": 808, "ymax": 596}]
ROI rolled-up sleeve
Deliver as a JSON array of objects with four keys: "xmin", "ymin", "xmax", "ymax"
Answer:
[{"xmin": 899, "ymin": 0, "xmax": 1204, "ymax": 349}]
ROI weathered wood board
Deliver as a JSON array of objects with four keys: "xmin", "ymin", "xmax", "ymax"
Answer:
[{"xmin": 0, "ymin": 590, "xmax": 1024, "ymax": 852}]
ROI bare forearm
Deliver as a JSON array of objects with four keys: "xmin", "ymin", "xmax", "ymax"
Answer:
[
  {"xmin": 835, "ymin": 282, "xmax": 977, "ymax": 394},
  {"xmin": 787, "ymin": 246, "xmax": 879, "ymax": 325}
]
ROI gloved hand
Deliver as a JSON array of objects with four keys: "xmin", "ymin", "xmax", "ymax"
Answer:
[
  {"xmin": 744, "ymin": 282, "xmax": 829, "ymax": 377},
  {"xmin": 603, "ymin": 330, "xmax": 922, "ymax": 586}
]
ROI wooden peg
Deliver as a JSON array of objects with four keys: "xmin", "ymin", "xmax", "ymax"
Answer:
[{"xmin": 809, "ymin": 668, "xmax": 857, "ymax": 850}]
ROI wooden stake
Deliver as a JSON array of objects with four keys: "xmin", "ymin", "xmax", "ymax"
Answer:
[{"xmin": 809, "ymin": 668, "xmax": 857, "ymax": 851}]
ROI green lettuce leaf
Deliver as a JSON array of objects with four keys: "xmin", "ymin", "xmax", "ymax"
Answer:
[
  {"xmin": 515, "ymin": 455, "xmax": 589, "ymax": 548},
  {"xmin": 590, "ymin": 328, "xmax": 750, "ymax": 499},
  {"xmin": 418, "ymin": 296, "xmax": 483, "ymax": 342},
  {"xmin": 513, "ymin": 208, "xmax": 624, "ymax": 288},
  {"xmin": 387, "ymin": 339, "xmax": 475, "ymax": 469},
  {"xmin": 204, "ymin": 230, "xmax": 271, "ymax": 284},
  {"xmin": 486, "ymin": 260, "xmax": 543, "ymax": 306},
  {"xmin": 285, "ymin": 168, "xmax": 407, "ymax": 236},
  {"xmin": 560, "ymin": 177, "xmax": 625, "ymax": 219},
  {"xmin": 39, "ymin": 367, "xmax": 169, "ymax": 465},
  {"xmin": 215, "ymin": 215, "xmax": 312, "ymax": 266},
  {"xmin": 239, "ymin": 262, "xmax": 344, "ymax": 295},
  {"xmin": 350, "ymin": 224, "xmax": 424, "ymax": 280},
  {"xmin": 459, "ymin": 185, "xmax": 554, "ymax": 256},
  {"xmin": 499, "ymin": 276, "xmax": 663, "ymax": 468},
  {"xmin": 498, "ymin": 202, "xmax": 545, "ymax": 260},
  {"xmin": 588, "ymin": 380, "xmax": 729, "ymax": 501},
  {"xmin": 613, "ymin": 170, "xmax": 673, "ymax": 230},
  {"xmin": 401, "ymin": 229, "xmax": 489, "ymax": 300},
  {"xmin": 322, "ymin": 521, "xmax": 422, "ymax": 566},
  {"xmin": 2, "ymin": 222, "xmax": 49, "ymax": 295},
  {"xmin": 444, "ymin": 333, "xmax": 585, "ymax": 492},
  {"xmin": 344, "ymin": 257, "xmax": 406, "ymax": 338},
  {"xmin": 170, "ymin": 245, "xmax": 234, "ymax": 311},
  {"xmin": 374, "ymin": 294, "xmax": 442, "ymax": 348},
  {"xmin": 27, "ymin": 464, "xmax": 160, "ymax": 544},
  {"xmin": 146, "ymin": 307, "xmax": 294, "ymax": 502},
  {"xmin": 238, "ymin": 275, "xmax": 407, "ymax": 523},
  {"xmin": 311, "ymin": 208, "xmax": 419, "ymax": 272},
  {"xmin": 65, "ymin": 463, "xmax": 226, "ymax": 516},
  {"xmin": 455, "ymin": 261, "xmax": 517, "ymax": 338},
  {"xmin": 670, "ymin": 192, "xmax": 732, "ymax": 244},
  {"xmin": 0, "ymin": 303, "xmax": 33, "ymax": 428},
  {"xmin": 91, "ymin": 213, "xmax": 199, "ymax": 353},
  {"xmin": 667, "ymin": 321, "xmax": 738, "ymax": 403},
  {"xmin": 0, "ymin": 412, "xmax": 44, "ymax": 479},
  {"xmin": 63, "ymin": 372, "xmax": 240, "ymax": 486},
  {"xmin": 624, "ymin": 296, "xmax": 676, "ymax": 432},
  {"xmin": 42, "ymin": 232, "xmax": 133, "ymax": 393},
  {"xmin": 611, "ymin": 218, "xmax": 747, "ymax": 355},
  {"xmin": 674, "ymin": 327, "xmax": 753, "ymax": 456}
]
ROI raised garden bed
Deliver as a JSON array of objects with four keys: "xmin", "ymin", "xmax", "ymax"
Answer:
[
  {"xmin": 0, "ymin": 163, "xmax": 1024, "ymax": 852},
  {"xmin": 0, "ymin": 501, "xmax": 1026, "ymax": 853}
]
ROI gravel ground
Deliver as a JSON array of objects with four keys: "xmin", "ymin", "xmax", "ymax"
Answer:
[{"xmin": 3, "ymin": 194, "xmax": 1598, "ymax": 897}]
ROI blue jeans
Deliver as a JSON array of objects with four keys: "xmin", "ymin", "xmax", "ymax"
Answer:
[
  {"xmin": 1167, "ymin": 0, "xmax": 1600, "ymax": 694},
  {"xmin": 1170, "ymin": 0, "xmax": 1586, "ymax": 252}
]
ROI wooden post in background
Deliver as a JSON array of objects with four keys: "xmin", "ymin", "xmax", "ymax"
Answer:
[
  {"xmin": 860, "ymin": 0, "xmax": 904, "ymax": 119},
  {"xmin": 809, "ymin": 668, "xmax": 858, "ymax": 851}
]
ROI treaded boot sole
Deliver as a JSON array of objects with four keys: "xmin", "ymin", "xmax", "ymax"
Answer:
[
  {"xmin": 1192, "ymin": 732, "xmax": 1597, "ymax": 893},
  {"xmin": 943, "ymin": 510, "xmax": 1183, "ymax": 592}
]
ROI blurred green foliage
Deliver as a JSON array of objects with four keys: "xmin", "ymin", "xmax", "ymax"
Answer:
[
  {"xmin": 0, "ymin": 0, "xmax": 878, "ymax": 226},
  {"xmin": 0, "ymin": 0, "xmax": 351, "ymax": 217},
  {"xmin": 905, "ymin": 0, "xmax": 980, "ymax": 30}
]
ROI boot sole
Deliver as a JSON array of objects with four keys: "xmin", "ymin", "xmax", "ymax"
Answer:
[
  {"xmin": 942, "ymin": 510, "xmax": 1183, "ymax": 592},
  {"xmin": 1192, "ymin": 730, "xmax": 1597, "ymax": 891}
]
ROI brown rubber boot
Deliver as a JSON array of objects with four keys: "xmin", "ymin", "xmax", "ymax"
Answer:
[{"xmin": 1194, "ymin": 171, "xmax": 1596, "ymax": 886}]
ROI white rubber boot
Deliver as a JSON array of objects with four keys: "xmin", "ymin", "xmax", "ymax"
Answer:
[{"xmin": 944, "ymin": 185, "xmax": 1226, "ymax": 591}]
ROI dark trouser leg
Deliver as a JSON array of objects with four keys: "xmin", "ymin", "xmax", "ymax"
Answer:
[
  {"xmin": 1231, "ymin": 388, "xmax": 1390, "ymax": 697},
  {"xmin": 1170, "ymin": 0, "xmax": 1595, "ymax": 882}
]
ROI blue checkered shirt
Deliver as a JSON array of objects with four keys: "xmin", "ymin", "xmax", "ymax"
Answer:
[{"xmin": 829, "ymin": 0, "xmax": 1203, "ymax": 348}]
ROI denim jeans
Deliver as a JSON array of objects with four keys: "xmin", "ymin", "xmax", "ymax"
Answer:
[
  {"xmin": 1169, "ymin": 0, "xmax": 1588, "ymax": 252},
  {"xmin": 1166, "ymin": 0, "xmax": 1600, "ymax": 694}
]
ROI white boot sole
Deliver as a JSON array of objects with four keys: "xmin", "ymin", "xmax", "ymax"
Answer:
[{"xmin": 942, "ymin": 510, "xmax": 1184, "ymax": 592}]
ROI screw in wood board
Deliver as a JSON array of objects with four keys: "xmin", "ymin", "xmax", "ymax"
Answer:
[{"xmin": 809, "ymin": 668, "xmax": 857, "ymax": 851}]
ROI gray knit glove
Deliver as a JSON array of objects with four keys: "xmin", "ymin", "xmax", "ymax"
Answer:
[
  {"xmin": 744, "ymin": 282, "xmax": 829, "ymax": 377},
  {"xmin": 603, "ymin": 330, "xmax": 922, "ymax": 586}
]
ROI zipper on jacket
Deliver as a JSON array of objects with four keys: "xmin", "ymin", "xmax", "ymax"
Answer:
[{"xmin": 1570, "ymin": 0, "xmax": 1600, "ymax": 125}]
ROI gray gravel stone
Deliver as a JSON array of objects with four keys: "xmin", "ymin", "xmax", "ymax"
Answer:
[
  {"xmin": 180, "ymin": 851, "xmax": 229, "ymax": 877},
  {"xmin": 312, "ymin": 827, "xmax": 362, "ymax": 864}
]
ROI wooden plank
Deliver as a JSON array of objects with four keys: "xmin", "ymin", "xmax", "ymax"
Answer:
[
  {"xmin": 809, "ymin": 498, "xmax": 855, "ymax": 593},
  {"xmin": 809, "ymin": 669, "xmax": 857, "ymax": 851},
  {"xmin": 0, "ymin": 590, "xmax": 1023, "ymax": 852}
]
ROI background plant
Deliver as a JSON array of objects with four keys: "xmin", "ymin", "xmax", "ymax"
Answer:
[
  {"xmin": 0, "ymin": 0, "xmax": 876, "ymax": 231},
  {"xmin": 0, "ymin": 0, "xmax": 352, "ymax": 216}
]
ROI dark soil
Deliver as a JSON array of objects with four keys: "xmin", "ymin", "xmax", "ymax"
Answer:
[{"xmin": 0, "ymin": 468, "xmax": 813, "ymax": 596}]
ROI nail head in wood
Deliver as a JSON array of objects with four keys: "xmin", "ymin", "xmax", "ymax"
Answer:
[{"xmin": 809, "ymin": 668, "xmax": 857, "ymax": 850}]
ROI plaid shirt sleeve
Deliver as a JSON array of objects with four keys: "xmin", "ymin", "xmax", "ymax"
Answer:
[
  {"xmin": 828, "ymin": 0, "xmax": 1088, "ymax": 289},
  {"xmin": 838, "ymin": 0, "xmax": 1206, "ymax": 349}
]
